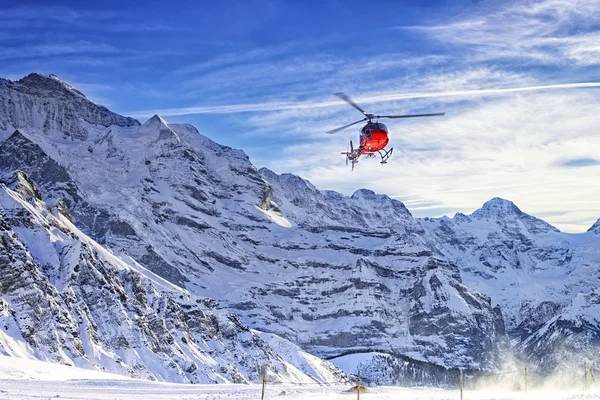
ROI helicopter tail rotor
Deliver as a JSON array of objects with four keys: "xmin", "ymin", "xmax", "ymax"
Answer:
[
  {"xmin": 345, "ymin": 143, "xmax": 349, "ymax": 166},
  {"xmin": 341, "ymin": 140, "xmax": 356, "ymax": 170}
]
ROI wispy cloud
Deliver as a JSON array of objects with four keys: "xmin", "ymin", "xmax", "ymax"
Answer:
[
  {"xmin": 0, "ymin": 42, "xmax": 120, "ymax": 60},
  {"xmin": 158, "ymin": 48, "xmax": 451, "ymax": 106},
  {"xmin": 128, "ymin": 81, "xmax": 600, "ymax": 118},
  {"xmin": 399, "ymin": 0, "xmax": 600, "ymax": 66}
]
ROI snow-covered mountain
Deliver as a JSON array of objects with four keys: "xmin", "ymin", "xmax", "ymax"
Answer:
[
  {"xmin": 1, "ymin": 73, "xmax": 599, "ymax": 386},
  {"xmin": 0, "ymin": 170, "xmax": 346, "ymax": 384},
  {"xmin": 420, "ymin": 200, "xmax": 600, "ymax": 375}
]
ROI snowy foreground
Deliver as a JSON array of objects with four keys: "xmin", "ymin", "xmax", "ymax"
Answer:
[
  {"xmin": 2, "ymin": 381, "xmax": 600, "ymax": 400},
  {"xmin": 1, "ymin": 357, "xmax": 599, "ymax": 400}
]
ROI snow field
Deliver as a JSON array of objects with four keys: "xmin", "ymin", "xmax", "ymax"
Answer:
[
  {"xmin": 1, "ymin": 380, "xmax": 599, "ymax": 400},
  {"xmin": 0, "ymin": 359, "xmax": 598, "ymax": 400}
]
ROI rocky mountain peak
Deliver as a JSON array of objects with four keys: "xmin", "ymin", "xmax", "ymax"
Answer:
[
  {"xmin": 258, "ymin": 167, "xmax": 277, "ymax": 180},
  {"xmin": 0, "ymin": 72, "xmax": 139, "ymax": 138},
  {"xmin": 351, "ymin": 189, "xmax": 412, "ymax": 218},
  {"xmin": 144, "ymin": 114, "xmax": 168, "ymax": 126},
  {"xmin": 588, "ymin": 218, "xmax": 600, "ymax": 234},
  {"xmin": 472, "ymin": 197, "xmax": 522, "ymax": 219},
  {"xmin": 138, "ymin": 114, "xmax": 180, "ymax": 142},
  {"xmin": 452, "ymin": 212, "xmax": 471, "ymax": 223},
  {"xmin": 351, "ymin": 188, "xmax": 391, "ymax": 202},
  {"xmin": 259, "ymin": 169, "xmax": 320, "ymax": 196},
  {"xmin": 17, "ymin": 72, "xmax": 85, "ymax": 98},
  {"xmin": 351, "ymin": 188, "xmax": 377, "ymax": 199},
  {"xmin": 471, "ymin": 197, "xmax": 558, "ymax": 233}
]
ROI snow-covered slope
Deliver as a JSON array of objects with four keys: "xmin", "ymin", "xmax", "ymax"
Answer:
[
  {"xmin": 0, "ymin": 171, "xmax": 346, "ymax": 384},
  {"xmin": 0, "ymin": 73, "xmax": 599, "ymax": 385},
  {"xmin": 0, "ymin": 354, "xmax": 133, "ymax": 380}
]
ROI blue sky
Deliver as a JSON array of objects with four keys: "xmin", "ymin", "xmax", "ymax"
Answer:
[{"xmin": 2, "ymin": 0, "xmax": 600, "ymax": 232}]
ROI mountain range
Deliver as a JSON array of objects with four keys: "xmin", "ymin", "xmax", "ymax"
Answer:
[{"xmin": 0, "ymin": 73, "xmax": 599, "ymax": 386}]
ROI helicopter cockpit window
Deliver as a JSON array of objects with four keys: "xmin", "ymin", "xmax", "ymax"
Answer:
[{"xmin": 363, "ymin": 123, "xmax": 387, "ymax": 133}]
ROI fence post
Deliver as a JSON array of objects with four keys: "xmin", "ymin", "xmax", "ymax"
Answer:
[
  {"xmin": 459, "ymin": 368, "xmax": 463, "ymax": 400},
  {"xmin": 524, "ymin": 366, "xmax": 528, "ymax": 395},
  {"xmin": 357, "ymin": 370, "xmax": 361, "ymax": 400},
  {"xmin": 261, "ymin": 368, "xmax": 266, "ymax": 400}
]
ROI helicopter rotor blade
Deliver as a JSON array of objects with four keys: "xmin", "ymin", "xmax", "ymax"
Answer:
[
  {"xmin": 376, "ymin": 112, "xmax": 446, "ymax": 119},
  {"xmin": 326, "ymin": 118, "xmax": 367, "ymax": 134},
  {"xmin": 334, "ymin": 92, "xmax": 369, "ymax": 117}
]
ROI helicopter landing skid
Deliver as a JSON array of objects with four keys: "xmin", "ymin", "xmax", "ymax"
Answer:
[{"xmin": 378, "ymin": 148, "xmax": 393, "ymax": 164}]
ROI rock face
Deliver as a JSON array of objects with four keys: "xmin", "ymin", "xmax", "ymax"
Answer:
[
  {"xmin": 0, "ymin": 172, "xmax": 346, "ymax": 384},
  {"xmin": 1, "ymin": 73, "xmax": 599, "ymax": 385}
]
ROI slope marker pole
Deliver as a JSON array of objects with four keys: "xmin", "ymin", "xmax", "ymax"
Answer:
[
  {"xmin": 459, "ymin": 368, "xmax": 464, "ymax": 400},
  {"xmin": 261, "ymin": 368, "xmax": 266, "ymax": 400}
]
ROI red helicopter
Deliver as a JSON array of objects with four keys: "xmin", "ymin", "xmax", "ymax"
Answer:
[{"xmin": 327, "ymin": 92, "xmax": 445, "ymax": 170}]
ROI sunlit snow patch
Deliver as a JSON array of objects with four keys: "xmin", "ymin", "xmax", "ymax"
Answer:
[
  {"xmin": 256, "ymin": 206, "xmax": 292, "ymax": 228},
  {"xmin": 0, "ymin": 355, "xmax": 132, "ymax": 381}
]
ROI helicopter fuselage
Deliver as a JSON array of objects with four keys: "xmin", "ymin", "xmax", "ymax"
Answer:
[{"xmin": 359, "ymin": 122, "xmax": 389, "ymax": 152}]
